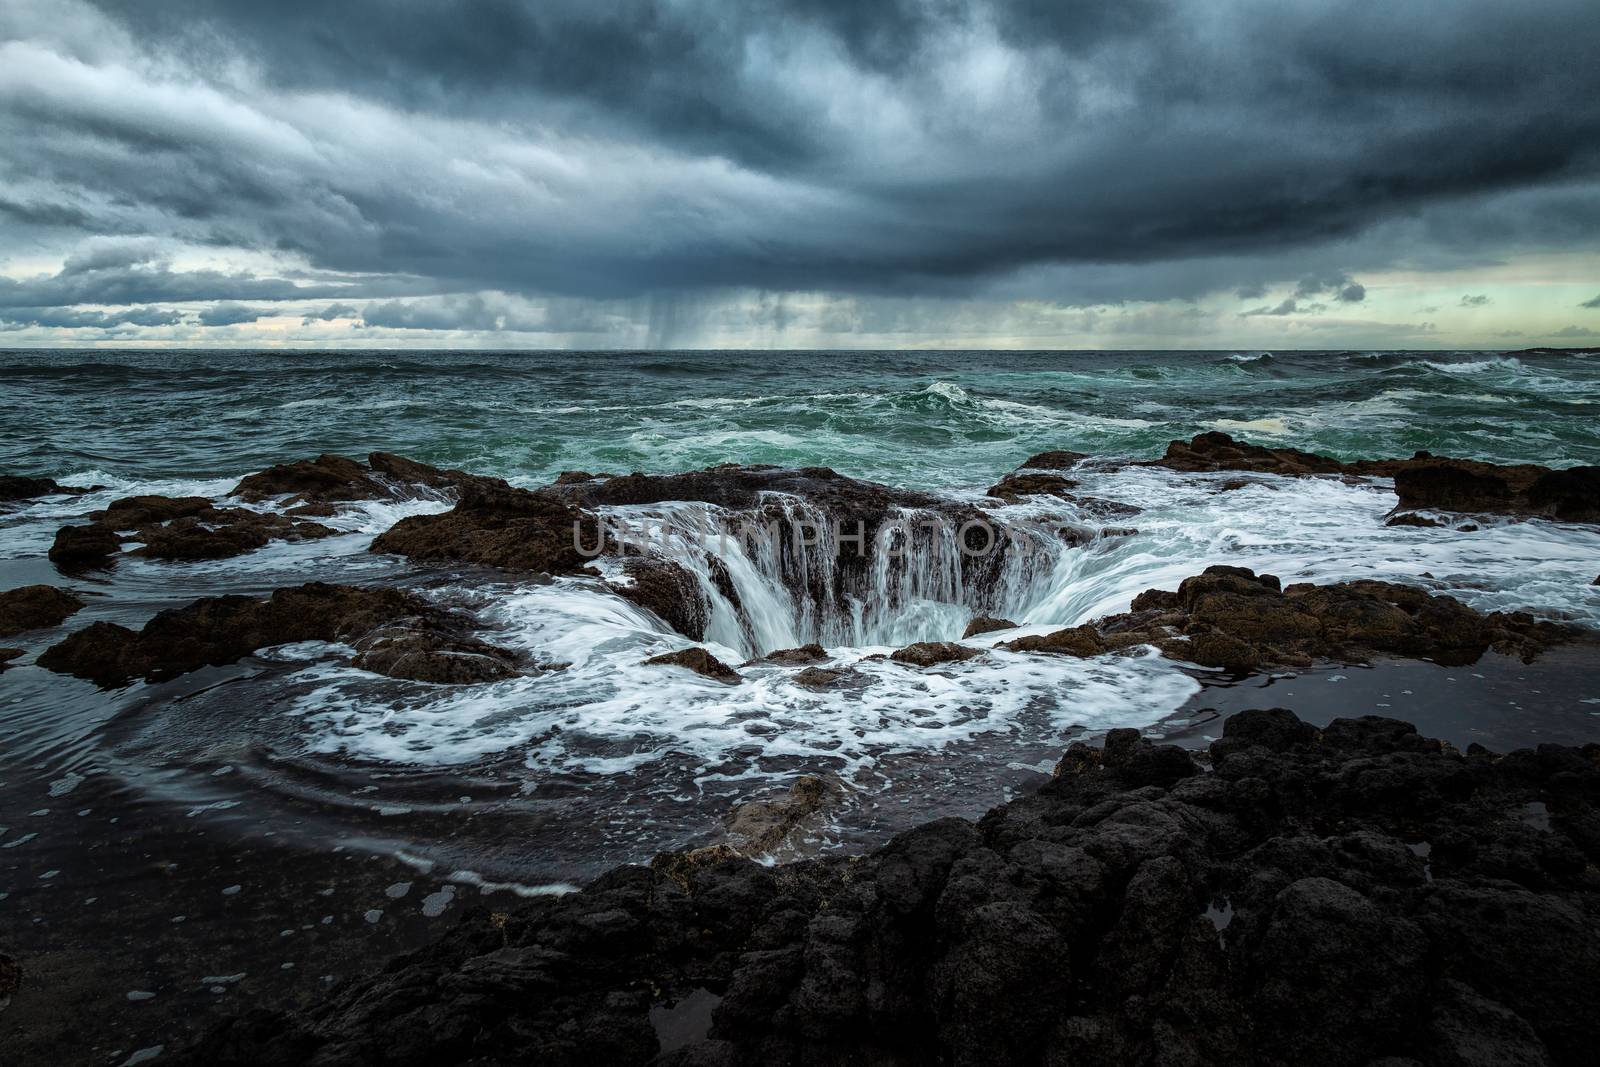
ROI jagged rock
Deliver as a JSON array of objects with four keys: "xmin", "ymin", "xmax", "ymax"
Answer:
[
  {"xmin": 231, "ymin": 451, "xmax": 488, "ymax": 505},
  {"xmin": 999, "ymin": 624, "xmax": 1106, "ymax": 657},
  {"xmin": 1089, "ymin": 565, "xmax": 1574, "ymax": 669},
  {"xmin": 890, "ymin": 641, "xmax": 983, "ymax": 668},
  {"xmin": 722, "ymin": 776, "xmax": 843, "ymax": 855},
  {"xmin": 1151, "ymin": 431, "xmax": 1358, "ymax": 476},
  {"xmin": 962, "ymin": 616, "xmax": 1017, "ymax": 639},
  {"xmin": 1119, "ymin": 432, "xmax": 1600, "ymax": 523},
  {"xmin": 36, "ymin": 582, "xmax": 478, "ymax": 687},
  {"xmin": 47, "ymin": 495, "xmax": 339, "ymax": 565},
  {"xmin": 0, "ymin": 585, "xmax": 84, "ymax": 637},
  {"xmin": 0, "ymin": 648, "xmax": 23, "ymax": 671},
  {"xmin": 47, "ymin": 523, "xmax": 122, "ymax": 566},
  {"xmin": 351, "ymin": 624, "xmax": 526, "ymax": 684},
  {"xmin": 176, "ymin": 709, "xmax": 1600, "ymax": 1067},
  {"xmin": 371, "ymin": 479, "xmax": 603, "ymax": 576},
  {"xmin": 0, "ymin": 474, "xmax": 94, "ymax": 501},
  {"xmin": 613, "ymin": 559, "xmax": 709, "ymax": 641},
  {"xmin": 642, "ymin": 647, "xmax": 741, "ymax": 684}
]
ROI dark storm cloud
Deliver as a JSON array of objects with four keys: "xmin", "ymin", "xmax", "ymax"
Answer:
[{"xmin": 4, "ymin": 0, "xmax": 1600, "ymax": 318}]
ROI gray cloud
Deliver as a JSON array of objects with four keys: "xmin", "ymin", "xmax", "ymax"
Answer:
[
  {"xmin": 0, "ymin": 304, "xmax": 182, "ymax": 329},
  {"xmin": 2, "ymin": 0, "xmax": 1599, "ymax": 334},
  {"xmin": 1581, "ymin": 293, "xmax": 1600, "ymax": 308},
  {"xmin": 1459, "ymin": 294, "xmax": 1491, "ymax": 307},
  {"xmin": 197, "ymin": 302, "xmax": 270, "ymax": 326}
]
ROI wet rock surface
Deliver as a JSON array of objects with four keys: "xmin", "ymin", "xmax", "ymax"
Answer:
[
  {"xmin": 890, "ymin": 640, "xmax": 984, "ymax": 668},
  {"xmin": 720, "ymin": 775, "xmax": 844, "ymax": 856},
  {"xmin": 175, "ymin": 709, "xmax": 1600, "ymax": 1067},
  {"xmin": 1117, "ymin": 432, "xmax": 1600, "ymax": 522},
  {"xmin": 0, "ymin": 584, "xmax": 84, "ymax": 638},
  {"xmin": 47, "ymin": 495, "xmax": 339, "ymax": 567},
  {"xmin": 0, "ymin": 474, "xmax": 94, "ymax": 502},
  {"xmin": 643, "ymin": 647, "xmax": 742, "ymax": 684},
  {"xmin": 612, "ymin": 559, "xmax": 710, "ymax": 641},
  {"xmin": 35, "ymin": 582, "xmax": 515, "ymax": 688},
  {"xmin": 231, "ymin": 452, "xmax": 489, "ymax": 505},
  {"xmin": 962, "ymin": 616, "xmax": 1017, "ymax": 639},
  {"xmin": 1066, "ymin": 566, "xmax": 1574, "ymax": 671},
  {"xmin": 370, "ymin": 478, "xmax": 603, "ymax": 577},
  {"xmin": 350, "ymin": 623, "xmax": 529, "ymax": 685}
]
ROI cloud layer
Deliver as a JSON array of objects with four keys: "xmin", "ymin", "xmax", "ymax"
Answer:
[{"xmin": 2, "ymin": 0, "xmax": 1599, "ymax": 345}]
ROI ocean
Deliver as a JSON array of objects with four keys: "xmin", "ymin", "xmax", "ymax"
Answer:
[
  {"xmin": 5, "ymin": 346, "xmax": 1600, "ymax": 1057},
  {"xmin": 5, "ymin": 347, "xmax": 1600, "ymax": 874}
]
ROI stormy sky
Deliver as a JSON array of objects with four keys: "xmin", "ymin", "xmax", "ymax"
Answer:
[{"xmin": 3, "ymin": 0, "xmax": 1600, "ymax": 348}]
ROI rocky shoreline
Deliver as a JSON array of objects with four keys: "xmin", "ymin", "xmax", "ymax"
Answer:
[{"xmin": 173, "ymin": 708, "xmax": 1600, "ymax": 1066}]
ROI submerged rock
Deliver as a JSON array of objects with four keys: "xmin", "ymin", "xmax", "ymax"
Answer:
[
  {"xmin": 350, "ymin": 623, "xmax": 527, "ymax": 684},
  {"xmin": 790, "ymin": 665, "xmax": 869, "ymax": 690},
  {"xmin": 1386, "ymin": 512, "xmax": 1445, "ymax": 528},
  {"xmin": 176, "ymin": 708, "xmax": 1600, "ymax": 1066},
  {"xmin": 721, "ymin": 775, "xmax": 843, "ymax": 855},
  {"xmin": 890, "ymin": 641, "xmax": 983, "ymax": 667},
  {"xmin": 642, "ymin": 647, "xmax": 741, "ymax": 684},
  {"xmin": 0, "ymin": 585, "xmax": 85, "ymax": 637},
  {"xmin": 0, "ymin": 647, "xmax": 23, "ymax": 671},
  {"xmin": 36, "ymin": 582, "xmax": 515, "ymax": 687}
]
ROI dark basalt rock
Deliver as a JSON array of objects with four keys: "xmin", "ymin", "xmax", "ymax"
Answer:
[
  {"xmin": 0, "ymin": 474, "xmax": 94, "ymax": 501},
  {"xmin": 350, "ymin": 623, "xmax": 528, "ymax": 684},
  {"xmin": 49, "ymin": 495, "xmax": 339, "ymax": 565},
  {"xmin": 758, "ymin": 643, "xmax": 829, "ymax": 665},
  {"xmin": 231, "ymin": 451, "xmax": 489, "ymax": 505},
  {"xmin": 1110, "ymin": 432, "xmax": 1600, "ymax": 523},
  {"xmin": 613, "ymin": 559, "xmax": 710, "ymax": 641},
  {"xmin": 962, "ymin": 616, "xmax": 1018, "ymax": 639},
  {"xmin": 0, "ymin": 584, "xmax": 85, "ymax": 637},
  {"xmin": 1386, "ymin": 512, "xmax": 1445, "ymax": 528},
  {"xmin": 890, "ymin": 641, "xmax": 983, "ymax": 667},
  {"xmin": 47, "ymin": 522, "xmax": 122, "ymax": 567},
  {"xmin": 984, "ymin": 471, "xmax": 1143, "ymax": 516},
  {"xmin": 790, "ymin": 665, "xmax": 870, "ymax": 690},
  {"xmin": 643, "ymin": 647, "xmax": 742, "ymax": 684},
  {"xmin": 36, "ymin": 582, "xmax": 501, "ymax": 688},
  {"xmin": 0, "ymin": 647, "xmax": 23, "ymax": 671},
  {"xmin": 176, "ymin": 709, "xmax": 1600, "ymax": 1067},
  {"xmin": 1018, "ymin": 450, "xmax": 1089, "ymax": 470},
  {"xmin": 999, "ymin": 623, "xmax": 1106, "ymax": 657},
  {"xmin": 371, "ymin": 478, "xmax": 603, "ymax": 577},
  {"xmin": 1081, "ymin": 565, "xmax": 1573, "ymax": 669}
]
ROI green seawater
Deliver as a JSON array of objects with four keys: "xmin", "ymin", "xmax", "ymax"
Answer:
[{"xmin": 4, "ymin": 349, "xmax": 1598, "ymax": 489}]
